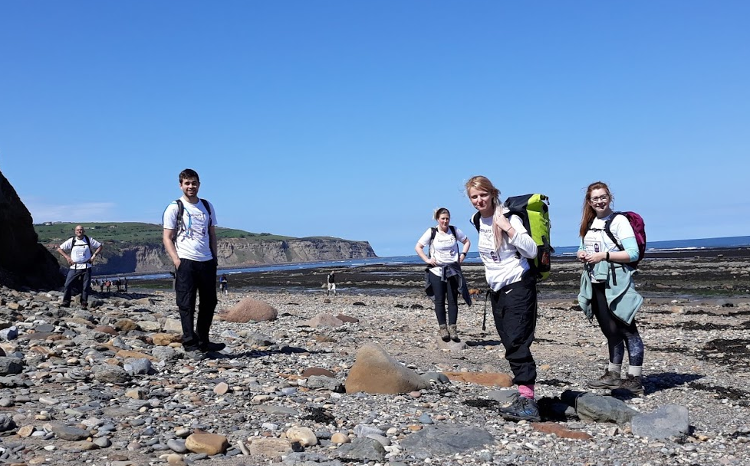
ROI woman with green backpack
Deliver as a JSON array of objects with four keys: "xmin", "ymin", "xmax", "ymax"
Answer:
[{"xmin": 465, "ymin": 175, "xmax": 540, "ymax": 422}]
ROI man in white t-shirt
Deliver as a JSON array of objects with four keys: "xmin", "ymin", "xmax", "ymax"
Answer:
[
  {"xmin": 56, "ymin": 225, "xmax": 103, "ymax": 309},
  {"xmin": 162, "ymin": 168, "xmax": 224, "ymax": 354}
]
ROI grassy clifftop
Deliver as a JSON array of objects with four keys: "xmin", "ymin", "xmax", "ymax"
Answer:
[{"xmin": 36, "ymin": 222, "xmax": 298, "ymax": 245}]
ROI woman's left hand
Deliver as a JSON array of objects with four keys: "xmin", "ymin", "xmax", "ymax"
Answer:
[{"xmin": 583, "ymin": 251, "xmax": 606, "ymax": 264}]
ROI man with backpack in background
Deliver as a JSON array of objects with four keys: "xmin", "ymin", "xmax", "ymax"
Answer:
[
  {"xmin": 56, "ymin": 225, "xmax": 103, "ymax": 309},
  {"xmin": 162, "ymin": 168, "xmax": 225, "ymax": 355}
]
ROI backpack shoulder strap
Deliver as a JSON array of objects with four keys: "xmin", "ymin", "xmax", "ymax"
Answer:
[
  {"xmin": 471, "ymin": 212, "xmax": 481, "ymax": 232},
  {"xmin": 200, "ymin": 198, "xmax": 212, "ymax": 226},
  {"xmin": 83, "ymin": 235, "xmax": 91, "ymax": 248},
  {"xmin": 429, "ymin": 227, "xmax": 437, "ymax": 243},
  {"xmin": 604, "ymin": 212, "xmax": 625, "ymax": 251},
  {"xmin": 449, "ymin": 225, "xmax": 457, "ymax": 238},
  {"xmin": 174, "ymin": 199, "xmax": 185, "ymax": 239}
]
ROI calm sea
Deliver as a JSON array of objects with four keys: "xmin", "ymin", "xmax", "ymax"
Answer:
[{"xmin": 127, "ymin": 235, "xmax": 750, "ymax": 280}]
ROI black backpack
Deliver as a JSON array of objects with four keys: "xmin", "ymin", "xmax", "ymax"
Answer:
[
  {"xmin": 428, "ymin": 225, "xmax": 458, "ymax": 257},
  {"xmin": 69, "ymin": 235, "xmax": 92, "ymax": 252}
]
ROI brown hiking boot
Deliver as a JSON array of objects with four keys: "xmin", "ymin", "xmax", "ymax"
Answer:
[
  {"xmin": 438, "ymin": 325, "xmax": 450, "ymax": 342},
  {"xmin": 448, "ymin": 324, "xmax": 460, "ymax": 342},
  {"xmin": 586, "ymin": 369, "xmax": 621, "ymax": 389},
  {"xmin": 619, "ymin": 374, "xmax": 644, "ymax": 395}
]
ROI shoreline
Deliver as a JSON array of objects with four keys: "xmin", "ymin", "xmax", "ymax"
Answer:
[{"xmin": 128, "ymin": 246, "xmax": 750, "ymax": 302}]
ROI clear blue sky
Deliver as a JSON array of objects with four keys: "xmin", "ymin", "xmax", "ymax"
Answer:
[{"xmin": 2, "ymin": 1, "xmax": 748, "ymax": 257}]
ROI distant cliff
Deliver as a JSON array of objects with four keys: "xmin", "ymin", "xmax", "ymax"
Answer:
[{"xmin": 47, "ymin": 237, "xmax": 376, "ymax": 275}]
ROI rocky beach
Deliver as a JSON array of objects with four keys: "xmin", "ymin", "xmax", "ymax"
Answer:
[{"xmin": 0, "ymin": 249, "xmax": 749, "ymax": 466}]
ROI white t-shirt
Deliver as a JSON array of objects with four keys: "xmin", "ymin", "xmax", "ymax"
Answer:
[
  {"xmin": 583, "ymin": 214, "xmax": 635, "ymax": 256},
  {"xmin": 417, "ymin": 226, "xmax": 468, "ymax": 276},
  {"xmin": 476, "ymin": 214, "xmax": 537, "ymax": 291},
  {"xmin": 163, "ymin": 198, "xmax": 217, "ymax": 262},
  {"xmin": 59, "ymin": 236, "xmax": 102, "ymax": 269},
  {"xmin": 583, "ymin": 213, "xmax": 635, "ymax": 282}
]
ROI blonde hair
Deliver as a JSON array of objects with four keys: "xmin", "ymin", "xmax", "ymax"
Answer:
[{"xmin": 465, "ymin": 175, "xmax": 506, "ymax": 249}]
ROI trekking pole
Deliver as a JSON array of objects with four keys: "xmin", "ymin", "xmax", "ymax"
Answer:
[{"xmin": 482, "ymin": 290, "xmax": 490, "ymax": 331}]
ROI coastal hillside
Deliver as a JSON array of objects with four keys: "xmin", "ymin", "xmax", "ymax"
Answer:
[{"xmin": 36, "ymin": 222, "xmax": 376, "ymax": 275}]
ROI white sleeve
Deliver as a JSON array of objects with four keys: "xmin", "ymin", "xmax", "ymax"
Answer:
[
  {"xmin": 508, "ymin": 215, "xmax": 538, "ymax": 259},
  {"xmin": 610, "ymin": 215, "xmax": 635, "ymax": 242},
  {"xmin": 90, "ymin": 238, "xmax": 102, "ymax": 249},
  {"xmin": 416, "ymin": 228, "xmax": 432, "ymax": 247},
  {"xmin": 162, "ymin": 202, "xmax": 179, "ymax": 229},
  {"xmin": 59, "ymin": 238, "xmax": 73, "ymax": 250},
  {"xmin": 454, "ymin": 227, "xmax": 468, "ymax": 243}
]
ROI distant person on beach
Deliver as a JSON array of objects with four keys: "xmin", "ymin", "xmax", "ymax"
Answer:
[
  {"xmin": 577, "ymin": 181, "xmax": 644, "ymax": 395},
  {"xmin": 56, "ymin": 225, "xmax": 103, "ymax": 309},
  {"xmin": 326, "ymin": 271, "xmax": 336, "ymax": 296},
  {"xmin": 123, "ymin": 277, "xmax": 128, "ymax": 292},
  {"xmin": 415, "ymin": 207, "xmax": 471, "ymax": 343},
  {"xmin": 465, "ymin": 176, "xmax": 540, "ymax": 422},
  {"xmin": 219, "ymin": 274, "xmax": 228, "ymax": 295},
  {"xmin": 162, "ymin": 168, "xmax": 224, "ymax": 354}
]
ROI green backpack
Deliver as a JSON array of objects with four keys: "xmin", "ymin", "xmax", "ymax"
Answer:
[{"xmin": 472, "ymin": 194, "xmax": 553, "ymax": 281}]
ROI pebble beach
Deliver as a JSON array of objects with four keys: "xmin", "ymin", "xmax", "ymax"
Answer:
[{"xmin": 0, "ymin": 249, "xmax": 749, "ymax": 466}]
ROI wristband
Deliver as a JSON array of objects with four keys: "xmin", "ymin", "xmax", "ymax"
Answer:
[{"xmin": 606, "ymin": 252, "xmax": 610, "ymax": 261}]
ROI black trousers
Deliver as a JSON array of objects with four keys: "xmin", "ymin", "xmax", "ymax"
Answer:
[
  {"xmin": 489, "ymin": 273, "xmax": 538, "ymax": 386},
  {"xmin": 63, "ymin": 267, "xmax": 92, "ymax": 304},
  {"xmin": 175, "ymin": 258, "xmax": 218, "ymax": 346},
  {"xmin": 427, "ymin": 272, "xmax": 459, "ymax": 325}
]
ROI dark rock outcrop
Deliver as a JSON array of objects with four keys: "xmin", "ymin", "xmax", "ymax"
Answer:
[{"xmin": 0, "ymin": 171, "xmax": 63, "ymax": 290}]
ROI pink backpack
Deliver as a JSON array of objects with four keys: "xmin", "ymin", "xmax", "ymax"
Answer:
[{"xmin": 604, "ymin": 211, "xmax": 647, "ymax": 268}]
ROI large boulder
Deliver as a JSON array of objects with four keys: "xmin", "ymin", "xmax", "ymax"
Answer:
[
  {"xmin": 0, "ymin": 171, "xmax": 63, "ymax": 290},
  {"xmin": 345, "ymin": 343, "xmax": 429, "ymax": 394},
  {"xmin": 222, "ymin": 298, "xmax": 278, "ymax": 323}
]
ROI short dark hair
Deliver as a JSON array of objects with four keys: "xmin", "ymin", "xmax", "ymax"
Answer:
[{"xmin": 179, "ymin": 168, "xmax": 200, "ymax": 183}]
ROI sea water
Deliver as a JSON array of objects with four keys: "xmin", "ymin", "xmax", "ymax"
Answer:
[{"xmin": 126, "ymin": 235, "xmax": 750, "ymax": 280}]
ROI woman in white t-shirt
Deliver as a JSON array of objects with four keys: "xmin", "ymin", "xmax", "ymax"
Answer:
[
  {"xmin": 465, "ymin": 175, "xmax": 540, "ymax": 422},
  {"xmin": 577, "ymin": 181, "xmax": 644, "ymax": 395},
  {"xmin": 415, "ymin": 208, "xmax": 471, "ymax": 342}
]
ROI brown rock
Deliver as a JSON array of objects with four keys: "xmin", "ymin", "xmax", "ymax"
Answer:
[
  {"xmin": 331, "ymin": 432, "xmax": 350, "ymax": 444},
  {"xmin": 345, "ymin": 343, "xmax": 429, "ymax": 394},
  {"xmin": 153, "ymin": 333, "xmax": 181, "ymax": 346},
  {"xmin": 532, "ymin": 422, "xmax": 593, "ymax": 440},
  {"xmin": 115, "ymin": 350, "xmax": 156, "ymax": 361},
  {"xmin": 306, "ymin": 313, "xmax": 344, "ymax": 328},
  {"xmin": 214, "ymin": 382, "xmax": 229, "ymax": 395},
  {"xmin": 94, "ymin": 326, "xmax": 118, "ymax": 335},
  {"xmin": 302, "ymin": 367, "xmax": 335, "ymax": 378},
  {"xmin": 248, "ymin": 437, "xmax": 291, "ymax": 460},
  {"xmin": 223, "ymin": 298, "xmax": 278, "ymax": 323},
  {"xmin": 114, "ymin": 319, "xmax": 139, "ymax": 331},
  {"xmin": 185, "ymin": 432, "xmax": 229, "ymax": 455},
  {"xmin": 443, "ymin": 371, "xmax": 513, "ymax": 387},
  {"xmin": 336, "ymin": 314, "xmax": 359, "ymax": 323},
  {"xmin": 17, "ymin": 425, "xmax": 35, "ymax": 437}
]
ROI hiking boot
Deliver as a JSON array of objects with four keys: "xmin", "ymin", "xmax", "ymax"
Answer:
[
  {"xmin": 200, "ymin": 341, "xmax": 226, "ymax": 352},
  {"xmin": 498, "ymin": 393, "xmax": 541, "ymax": 422},
  {"xmin": 586, "ymin": 370, "xmax": 621, "ymax": 389},
  {"xmin": 438, "ymin": 325, "xmax": 450, "ymax": 342},
  {"xmin": 448, "ymin": 324, "xmax": 460, "ymax": 342},
  {"xmin": 619, "ymin": 374, "xmax": 644, "ymax": 395},
  {"xmin": 80, "ymin": 302, "xmax": 88, "ymax": 310}
]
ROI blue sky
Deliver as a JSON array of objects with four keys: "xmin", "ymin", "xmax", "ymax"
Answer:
[{"xmin": 2, "ymin": 1, "xmax": 748, "ymax": 257}]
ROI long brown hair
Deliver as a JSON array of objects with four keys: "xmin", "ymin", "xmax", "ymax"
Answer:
[{"xmin": 579, "ymin": 181, "xmax": 613, "ymax": 237}]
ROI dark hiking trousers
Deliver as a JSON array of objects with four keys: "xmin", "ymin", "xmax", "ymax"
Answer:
[
  {"xmin": 427, "ymin": 272, "xmax": 460, "ymax": 326},
  {"xmin": 591, "ymin": 282, "xmax": 644, "ymax": 366},
  {"xmin": 489, "ymin": 272, "xmax": 538, "ymax": 386},
  {"xmin": 175, "ymin": 258, "xmax": 218, "ymax": 346},
  {"xmin": 63, "ymin": 267, "xmax": 92, "ymax": 304}
]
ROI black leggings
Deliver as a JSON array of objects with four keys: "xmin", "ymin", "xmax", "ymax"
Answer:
[
  {"xmin": 591, "ymin": 282, "xmax": 644, "ymax": 367},
  {"xmin": 427, "ymin": 272, "xmax": 459, "ymax": 326}
]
